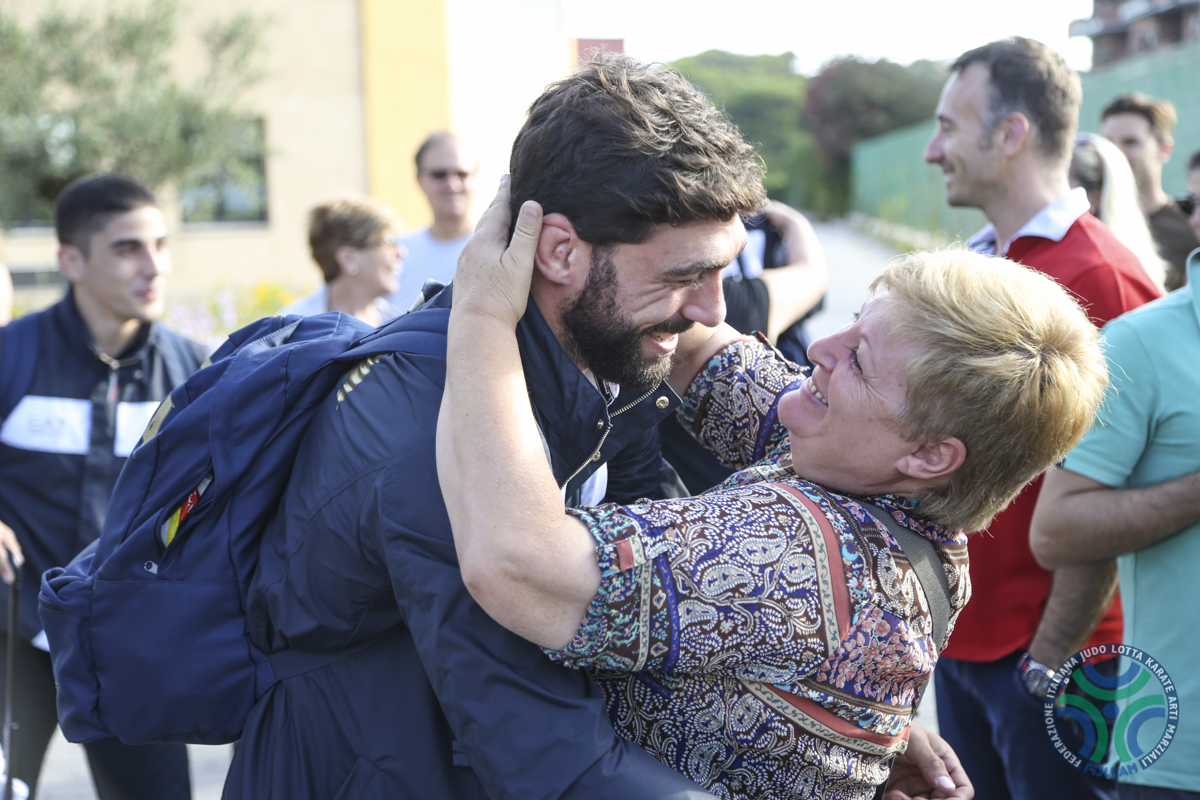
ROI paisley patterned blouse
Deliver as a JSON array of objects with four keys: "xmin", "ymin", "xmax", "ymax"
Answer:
[{"xmin": 548, "ymin": 339, "xmax": 971, "ymax": 800}]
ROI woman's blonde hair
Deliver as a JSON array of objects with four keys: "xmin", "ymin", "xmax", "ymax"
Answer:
[
  {"xmin": 1070, "ymin": 133, "xmax": 1168, "ymax": 289},
  {"xmin": 872, "ymin": 249, "xmax": 1108, "ymax": 532}
]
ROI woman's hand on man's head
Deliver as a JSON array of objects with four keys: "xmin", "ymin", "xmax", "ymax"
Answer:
[{"xmin": 452, "ymin": 176, "xmax": 543, "ymax": 329}]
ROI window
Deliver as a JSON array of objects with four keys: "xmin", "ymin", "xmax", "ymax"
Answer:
[{"xmin": 180, "ymin": 119, "xmax": 268, "ymax": 224}]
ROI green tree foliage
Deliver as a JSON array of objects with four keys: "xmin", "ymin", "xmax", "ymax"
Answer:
[
  {"xmin": 0, "ymin": 0, "xmax": 268, "ymax": 225},
  {"xmin": 671, "ymin": 50, "xmax": 811, "ymax": 205},
  {"xmin": 804, "ymin": 57, "xmax": 946, "ymax": 214},
  {"xmin": 670, "ymin": 50, "xmax": 945, "ymax": 217}
]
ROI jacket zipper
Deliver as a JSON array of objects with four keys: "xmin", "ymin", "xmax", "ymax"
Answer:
[{"xmin": 558, "ymin": 384, "xmax": 661, "ymax": 490}]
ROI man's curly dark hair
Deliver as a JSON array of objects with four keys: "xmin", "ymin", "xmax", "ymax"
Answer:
[{"xmin": 509, "ymin": 53, "xmax": 766, "ymax": 246}]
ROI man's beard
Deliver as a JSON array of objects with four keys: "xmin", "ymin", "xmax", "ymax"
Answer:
[{"xmin": 559, "ymin": 249, "xmax": 693, "ymax": 390}]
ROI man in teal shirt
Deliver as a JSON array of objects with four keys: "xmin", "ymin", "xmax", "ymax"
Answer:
[{"xmin": 1032, "ymin": 248, "xmax": 1200, "ymax": 797}]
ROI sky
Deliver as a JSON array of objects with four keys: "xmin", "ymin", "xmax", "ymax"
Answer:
[{"xmin": 560, "ymin": 0, "xmax": 1097, "ymax": 74}]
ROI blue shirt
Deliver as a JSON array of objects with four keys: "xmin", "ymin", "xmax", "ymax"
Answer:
[
  {"xmin": 1063, "ymin": 250, "xmax": 1200, "ymax": 789},
  {"xmin": 386, "ymin": 228, "xmax": 471, "ymax": 313}
]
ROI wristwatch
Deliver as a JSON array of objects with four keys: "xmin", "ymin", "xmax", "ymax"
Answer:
[{"xmin": 1018, "ymin": 652, "xmax": 1056, "ymax": 697}]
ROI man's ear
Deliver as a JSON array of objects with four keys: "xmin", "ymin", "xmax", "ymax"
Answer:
[
  {"xmin": 997, "ymin": 112, "xmax": 1031, "ymax": 157},
  {"xmin": 535, "ymin": 213, "xmax": 584, "ymax": 286},
  {"xmin": 1159, "ymin": 135, "xmax": 1175, "ymax": 164},
  {"xmin": 896, "ymin": 437, "xmax": 966, "ymax": 483},
  {"xmin": 58, "ymin": 244, "xmax": 86, "ymax": 283}
]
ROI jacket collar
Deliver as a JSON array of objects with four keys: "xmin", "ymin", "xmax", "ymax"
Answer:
[
  {"xmin": 968, "ymin": 188, "xmax": 1090, "ymax": 256},
  {"xmin": 515, "ymin": 296, "xmax": 669, "ymax": 488},
  {"xmin": 53, "ymin": 287, "xmax": 155, "ymax": 368}
]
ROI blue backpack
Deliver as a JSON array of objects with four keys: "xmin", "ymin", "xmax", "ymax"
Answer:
[{"xmin": 38, "ymin": 308, "xmax": 449, "ymax": 745}]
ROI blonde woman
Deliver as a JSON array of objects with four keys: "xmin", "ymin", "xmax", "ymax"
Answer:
[{"xmin": 437, "ymin": 192, "xmax": 1110, "ymax": 799}]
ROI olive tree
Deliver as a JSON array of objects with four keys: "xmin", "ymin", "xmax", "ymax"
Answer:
[{"xmin": 0, "ymin": 0, "xmax": 267, "ymax": 225}]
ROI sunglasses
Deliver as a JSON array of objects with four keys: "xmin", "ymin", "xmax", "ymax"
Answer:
[
  {"xmin": 423, "ymin": 169, "xmax": 473, "ymax": 182},
  {"xmin": 1179, "ymin": 195, "xmax": 1198, "ymax": 216}
]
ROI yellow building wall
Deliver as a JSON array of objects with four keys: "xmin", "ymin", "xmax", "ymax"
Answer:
[
  {"xmin": 170, "ymin": 0, "xmax": 371, "ymax": 300},
  {"xmin": 363, "ymin": 0, "xmax": 575, "ymax": 231},
  {"xmin": 361, "ymin": 0, "xmax": 452, "ymax": 229},
  {"xmin": 3, "ymin": 0, "xmax": 370, "ymax": 308}
]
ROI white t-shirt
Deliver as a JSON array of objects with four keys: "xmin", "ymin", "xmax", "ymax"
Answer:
[{"xmin": 387, "ymin": 228, "xmax": 472, "ymax": 312}]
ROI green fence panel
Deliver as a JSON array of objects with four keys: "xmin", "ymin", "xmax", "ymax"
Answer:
[
  {"xmin": 851, "ymin": 121, "xmax": 986, "ymax": 243},
  {"xmin": 852, "ymin": 39, "xmax": 1200, "ymax": 233},
  {"xmin": 1079, "ymin": 40, "xmax": 1200, "ymax": 196}
]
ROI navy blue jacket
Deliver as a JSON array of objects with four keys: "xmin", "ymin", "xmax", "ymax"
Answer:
[
  {"xmin": 226, "ymin": 286, "xmax": 713, "ymax": 799},
  {"xmin": 0, "ymin": 292, "xmax": 206, "ymax": 641}
]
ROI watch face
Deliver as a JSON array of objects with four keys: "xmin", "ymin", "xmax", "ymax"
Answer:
[{"xmin": 1025, "ymin": 668, "xmax": 1052, "ymax": 696}]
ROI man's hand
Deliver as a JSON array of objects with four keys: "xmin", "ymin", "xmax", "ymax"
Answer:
[
  {"xmin": 761, "ymin": 201, "xmax": 820, "ymax": 268},
  {"xmin": 452, "ymin": 177, "xmax": 543, "ymax": 329},
  {"xmin": 1026, "ymin": 560, "xmax": 1118, "ymax": 671},
  {"xmin": 0, "ymin": 519, "xmax": 24, "ymax": 585},
  {"xmin": 885, "ymin": 722, "xmax": 973, "ymax": 800}
]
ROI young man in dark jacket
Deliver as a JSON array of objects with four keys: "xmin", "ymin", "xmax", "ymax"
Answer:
[
  {"xmin": 224, "ymin": 55, "xmax": 762, "ymax": 800},
  {"xmin": 0, "ymin": 175, "xmax": 205, "ymax": 799}
]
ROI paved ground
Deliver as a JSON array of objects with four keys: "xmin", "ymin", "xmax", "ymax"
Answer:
[
  {"xmin": 36, "ymin": 219, "xmax": 935, "ymax": 799},
  {"xmin": 804, "ymin": 218, "xmax": 903, "ymax": 340},
  {"xmin": 39, "ymin": 737, "xmax": 232, "ymax": 800}
]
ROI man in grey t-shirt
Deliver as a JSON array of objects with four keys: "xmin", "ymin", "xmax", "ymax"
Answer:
[{"xmin": 387, "ymin": 132, "xmax": 478, "ymax": 311}]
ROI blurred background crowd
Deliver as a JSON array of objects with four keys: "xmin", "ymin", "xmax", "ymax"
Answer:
[{"xmin": 1, "ymin": 0, "xmax": 1196, "ymax": 341}]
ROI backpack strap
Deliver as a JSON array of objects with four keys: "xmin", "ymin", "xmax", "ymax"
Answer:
[
  {"xmin": 341, "ymin": 308, "xmax": 450, "ymax": 362},
  {"xmin": 0, "ymin": 313, "xmax": 41, "ymax": 420},
  {"xmin": 856, "ymin": 500, "xmax": 951, "ymax": 650},
  {"xmin": 857, "ymin": 502, "xmax": 953, "ymax": 800}
]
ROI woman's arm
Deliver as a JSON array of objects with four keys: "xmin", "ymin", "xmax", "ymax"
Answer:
[
  {"xmin": 674, "ymin": 337, "xmax": 807, "ymax": 471},
  {"xmin": 437, "ymin": 182, "xmax": 599, "ymax": 651},
  {"xmin": 668, "ymin": 204, "xmax": 825, "ymax": 396},
  {"xmin": 667, "ymin": 322, "xmax": 742, "ymax": 397}
]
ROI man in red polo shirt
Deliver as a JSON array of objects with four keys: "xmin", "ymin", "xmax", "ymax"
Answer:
[{"xmin": 924, "ymin": 38, "xmax": 1161, "ymax": 800}]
